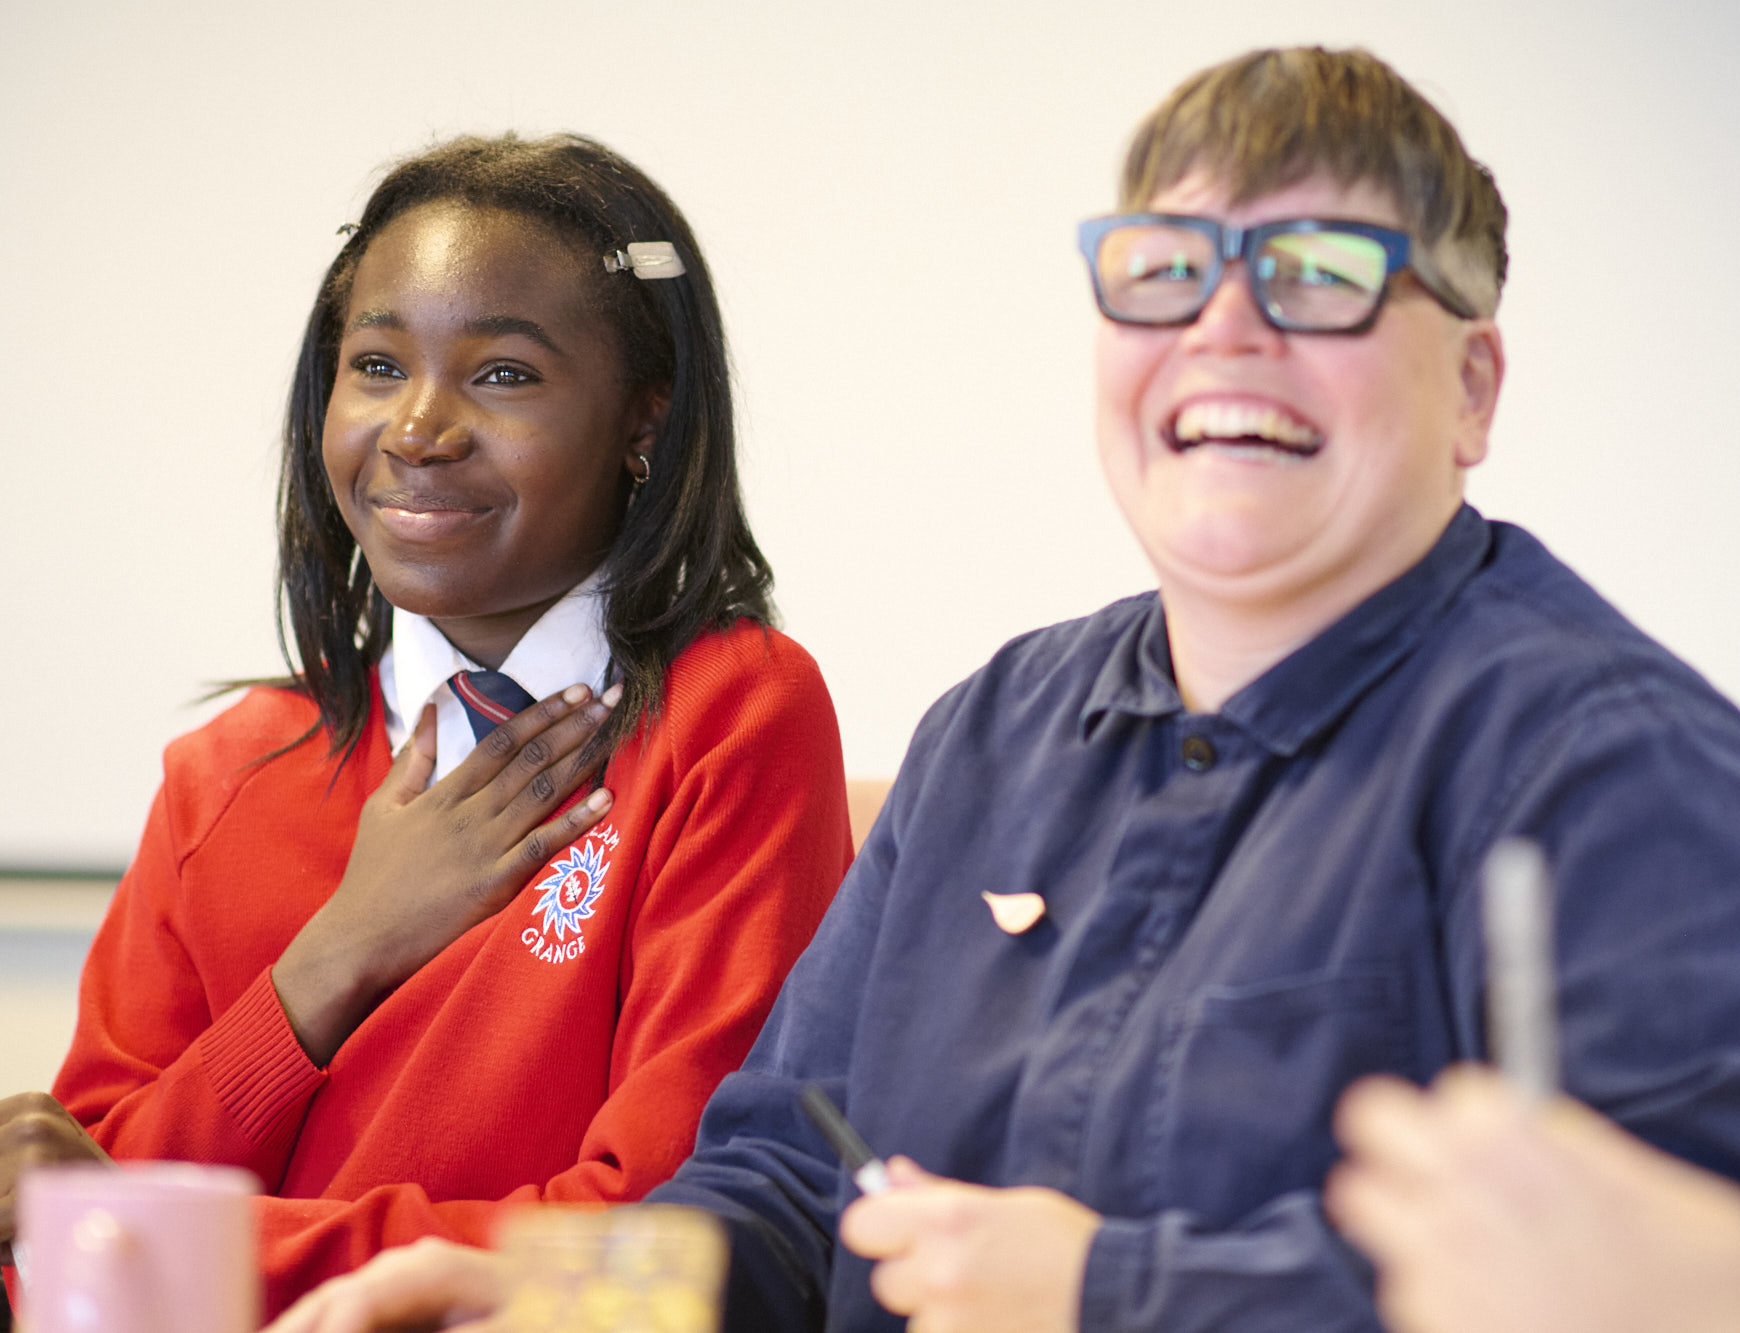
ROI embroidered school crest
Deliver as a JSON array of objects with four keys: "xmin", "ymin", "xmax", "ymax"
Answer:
[{"xmin": 522, "ymin": 824, "xmax": 618, "ymax": 965}]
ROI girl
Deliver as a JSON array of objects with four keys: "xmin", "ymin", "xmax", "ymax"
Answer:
[{"xmin": 0, "ymin": 134, "xmax": 851, "ymax": 1319}]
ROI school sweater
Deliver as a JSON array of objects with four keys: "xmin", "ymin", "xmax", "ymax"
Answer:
[{"xmin": 40, "ymin": 623, "xmax": 851, "ymax": 1318}]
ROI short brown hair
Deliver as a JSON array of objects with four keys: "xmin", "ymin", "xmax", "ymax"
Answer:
[{"xmin": 1121, "ymin": 47, "xmax": 1507, "ymax": 315}]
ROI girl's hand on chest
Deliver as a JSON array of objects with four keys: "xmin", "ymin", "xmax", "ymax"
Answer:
[{"xmin": 270, "ymin": 682, "xmax": 617, "ymax": 1066}]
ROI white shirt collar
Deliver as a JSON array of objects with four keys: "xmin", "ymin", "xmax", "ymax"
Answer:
[{"xmin": 379, "ymin": 571, "xmax": 611, "ymax": 781}]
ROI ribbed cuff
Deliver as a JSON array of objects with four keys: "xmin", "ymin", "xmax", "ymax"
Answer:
[{"xmin": 196, "ymin": 969, "xmax": 326, "ymax": 1149}]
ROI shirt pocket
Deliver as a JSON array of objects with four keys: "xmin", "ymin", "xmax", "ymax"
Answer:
[{"xmin": 1154, "ymin": 969, "xmax": 1409, "ymax": 1225}]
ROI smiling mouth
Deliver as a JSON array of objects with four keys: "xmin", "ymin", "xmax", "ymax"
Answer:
[
  {"xmin": 372, "ymin": 489, "xmax": 489, "ymax": 515},
  {"xmin": 1164, "ymin": 401, "xmax": 1325, "ymax": 458},
  {"xmin": 369, "ymin": 490, "xmax": 493, "ymax": 541}
]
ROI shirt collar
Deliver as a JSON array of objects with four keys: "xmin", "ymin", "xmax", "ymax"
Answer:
[
  {"xmin": 1081, "ymin": 505, "xmax": 1493, "ymax": 754},
  {"xmin": 380, "ymin": 569, "xmax": 611, "ymax": 750},
  {"xmin": 1080, "ymin": 594, "xmax": 1183, "ymax": 735}
]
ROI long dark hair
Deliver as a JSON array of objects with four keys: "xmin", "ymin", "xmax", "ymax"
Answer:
[{"xmin": 277, "ymin": 133, "xmax": 772, "ymax": 766}]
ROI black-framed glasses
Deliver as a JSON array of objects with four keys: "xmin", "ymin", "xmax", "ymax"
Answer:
[{"xmin": 1076, "ymin": 213, "xmax": 1478, "ymax": 334}]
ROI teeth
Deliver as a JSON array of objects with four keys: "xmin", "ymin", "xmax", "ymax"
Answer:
[{"xmin": 1174, "ymin": 401, "xmax": 1322, "ymax": 449}]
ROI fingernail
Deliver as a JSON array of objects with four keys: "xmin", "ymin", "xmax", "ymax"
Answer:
[
  {"xmin": 585, "ymin": 787, "xmax": 613, "ymax": 813},
  {"xmin": 601, "ymin": 683, "xmax": 624, "ymax": 708},
  {"xmin": 563, "ymin": 684, "xmax": 591, "ymax": 706}
]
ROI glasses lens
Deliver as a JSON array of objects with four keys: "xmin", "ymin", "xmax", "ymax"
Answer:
[
  {"xmin": 1093, "ymin": 223, "xmax": 1217, "ymax": 324},
  {"xmin": 1255, "ymin": 230, "xmax": 1389, "ymax": 329}
]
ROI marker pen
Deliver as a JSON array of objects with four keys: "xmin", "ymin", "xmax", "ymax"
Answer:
[{"xmin": 800, "ymin": 1084, "xmax": 890, "ymax": 1195}]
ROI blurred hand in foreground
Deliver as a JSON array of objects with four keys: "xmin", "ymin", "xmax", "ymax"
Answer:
[
  {"xmin": 0, "ymin": 1091, "xmax": 112, "ymax": 1264},
  {"xmin": 263, "ymin": 1237, "xmax": 506, "ymax": 1333},
  {"xmin": 1329, "ymin": 1065, "xmax": 1740, "ymax": 1333}
]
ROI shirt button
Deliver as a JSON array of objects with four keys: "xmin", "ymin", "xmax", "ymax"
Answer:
[{"xmin": 1181, "ymin": 735, "xmax": 1217, "ymax": 771}]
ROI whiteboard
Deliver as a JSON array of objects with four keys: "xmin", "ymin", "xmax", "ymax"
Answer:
[{"xmin": 3, "ymin": 0, "xmax": 1737, "ymax": 868}]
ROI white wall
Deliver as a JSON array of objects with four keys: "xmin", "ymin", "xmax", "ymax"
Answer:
[
  {"xmin": 3, "ymin": 0, "xmax": 1738, "ymax": 869},
  {"xmin": 0, "ymin": 883, "xmax": 110, "ymax": 1096},
  {"xmin": 0, "ymin": 934, "xmax": 89, "ymax": 1096}
]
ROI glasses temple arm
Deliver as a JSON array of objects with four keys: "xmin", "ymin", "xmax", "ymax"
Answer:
[{"xmin": 1407, "ymin": 243, "xmax": 1482, "ymax": 320}]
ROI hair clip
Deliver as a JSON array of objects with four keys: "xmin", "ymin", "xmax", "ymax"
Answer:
[{"xmin": 602, "ymin": 241, "xmax": 686, "ymax": 280}]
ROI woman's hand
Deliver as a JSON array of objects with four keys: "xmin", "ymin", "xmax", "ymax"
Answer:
[
  {"xmin": 839, "ymin": 1156, "xmax": 1100, "ymax": 1333},
  {"xmin": 272, "ymin": 683, "xmax": 618, "ymax": 1065},
  {"xmin": 263, "ymin": 1237, "xmax": 508, "ymax": 1333},
  {"xmin": 0, "ymin": 1091, "xmax": 112, "ymax": 1263}
]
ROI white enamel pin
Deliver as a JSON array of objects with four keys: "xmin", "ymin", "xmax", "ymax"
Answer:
[{"xmin": 981, "ymin": 891, "xmax": 1047, "ymax": 935}]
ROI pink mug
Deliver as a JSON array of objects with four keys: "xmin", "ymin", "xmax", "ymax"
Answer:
[{"xmin": 17, "ymin": 1161, "xmax": 260, "ymax": 1333}]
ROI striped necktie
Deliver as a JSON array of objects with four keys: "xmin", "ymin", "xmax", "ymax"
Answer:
[{"xmin": 450, "ymin": 670, "xmax": 537, "ymax": 741}]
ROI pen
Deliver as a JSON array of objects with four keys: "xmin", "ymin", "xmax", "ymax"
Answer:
[
  {"xmin": 1482, "ymin": 837, "xmax": 1560, "ymax": 1104},
  {"xmin": 800, "ymin": 1084, "xmax": 890, "ymax": 1195}
]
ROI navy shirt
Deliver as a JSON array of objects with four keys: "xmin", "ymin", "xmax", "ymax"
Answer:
[{"xmin": 654, "ymin": 507, "xmax": 1740, "ymax": 1331}]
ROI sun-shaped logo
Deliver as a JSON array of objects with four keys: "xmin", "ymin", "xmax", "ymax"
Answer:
[{"xmin": 532, "ymin": 839, "xmax": 609, "ymax": 940}]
